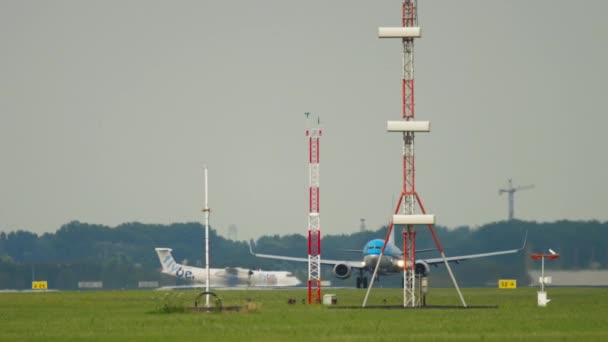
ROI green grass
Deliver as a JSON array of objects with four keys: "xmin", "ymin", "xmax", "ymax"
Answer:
[{"xmin": 1, "ymin": 287, "xmax": 607, "ymax": 341}]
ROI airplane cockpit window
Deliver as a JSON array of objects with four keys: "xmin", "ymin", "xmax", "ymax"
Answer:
[{"xmin": 365, "ymin": 243, "xmax": 383, "ymax": 254}]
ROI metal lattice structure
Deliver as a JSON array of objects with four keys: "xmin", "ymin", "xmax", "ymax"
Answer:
[
  {"xmin": 307, "ymin": 128, "xmax": 322, "ymax": 304},
  {"xmin": 364, "ymin": 0, "xmax": 467, "ymax": 308},
  {"xmin": 400, "ymin": 0, "xmax": 418, "ymax": 307}
]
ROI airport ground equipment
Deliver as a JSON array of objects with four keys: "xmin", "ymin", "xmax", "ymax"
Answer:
[
  {"xmin": 364, "ymin": 0, "xmax": 466, "ymax": 308},
  {"xmin": 194, "ymin": 291, "xmax": 222, "ymax": 312},
  {"xmin": 531, "ymin": 250, "xmax": 560, "ymax": 307}
]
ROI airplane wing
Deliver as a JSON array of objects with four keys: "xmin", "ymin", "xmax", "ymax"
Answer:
[
  {"xmin": 421, "ymin": 248, "xmax": 520, "ymax": 265},
  {"xmin": 341, "ymin": 247, "xmax": 437, "ymax": 254},
  {"xmin": 421, "ymin": 231, "xmax": 527, "ymax": 265},
  {"xmin": 341, "ymin": 249, "xmax": 365, "ymax": 253},
  {"xmin": 249, "ymin": 241, "xmax": 364, "ymax": 269}
]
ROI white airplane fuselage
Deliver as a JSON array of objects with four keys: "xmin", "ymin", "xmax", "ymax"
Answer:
[{"xmin": 155, "ymin": 248, "xmax": 301, "ymax": 287}]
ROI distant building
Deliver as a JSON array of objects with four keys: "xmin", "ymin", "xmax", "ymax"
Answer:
[
  {"xmin": 528, "ymin": 270, "xmax": 608, "ymax": 286},
  {"xmin": 138, "ymin": 281, "xmax": 159, "ymax": 288},
  {"xmin": 78, "ymin": 281, "xmax": 103, "ymax": 289}
]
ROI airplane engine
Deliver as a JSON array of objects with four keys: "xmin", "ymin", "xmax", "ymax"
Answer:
[
  {"xmin": 415, "ymin": 261, "xmax": 430, "ymax": 276},
  {"xmin": 332, "ymin": 263, "xmax": 353, "ymax": 279}
]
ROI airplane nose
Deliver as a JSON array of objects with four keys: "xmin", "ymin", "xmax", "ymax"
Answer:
[{"xmin": 364, "ymin": 255, "xmax": 379, "ymax": 268}]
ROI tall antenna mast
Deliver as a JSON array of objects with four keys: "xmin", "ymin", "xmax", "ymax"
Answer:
[
  {"xmin": 228, "ymin": 224, "xmax": 237, "ymax": 241},
  {"xmin": 499, "ymin": 179, "xmax": 534, "ymax": 220},
  {"xmin": 364, "ymin": 0, "xmax": 466, "ymax": 308},
  {"xmin": 306, "ymin": 112, "xmax": 322, "ymax": 304},
  {"xmin": 202, "ymin": 166, "xmax": 211, "ymax": 307}
]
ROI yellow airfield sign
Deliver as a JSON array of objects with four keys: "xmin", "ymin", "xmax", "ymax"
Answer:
[
  {"xmin": 498, "ymin": 279, "xmax": 517, "ymax": 289},
  {"xmin": 32, "ymin": 281, "xmax": 48, "ymax": 290}
]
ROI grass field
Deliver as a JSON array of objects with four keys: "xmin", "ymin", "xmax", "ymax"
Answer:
[{"xmin": 1, "ymin": 287, "xmax": 607, "ymax": 341}]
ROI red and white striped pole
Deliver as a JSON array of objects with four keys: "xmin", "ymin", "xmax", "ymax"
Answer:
[{"xmin": 306, "ymin": 126, "xmax": 322, "ymax": 304}]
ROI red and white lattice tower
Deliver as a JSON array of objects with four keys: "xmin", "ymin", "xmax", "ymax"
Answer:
[
  {"xmin": 306, "ymin": 127, "xmax": 322, "ymax": 304},
  {"xmin": 370, "ymin": 0, "xmax": 466, "ymax": 308}
]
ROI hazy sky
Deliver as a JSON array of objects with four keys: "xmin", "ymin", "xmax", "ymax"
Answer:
[{"xmin": 1, "ymin": 0, "xmax": 607, "ymax": 239}]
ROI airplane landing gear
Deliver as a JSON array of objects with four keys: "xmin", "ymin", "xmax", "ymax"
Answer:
[
  {"xmin": 355, "ymin": 270, "xmax": 368, "ymax": 288},
  {"xmin": 356, "ymin": 276, "xmax": 368, "ymax": 288}
]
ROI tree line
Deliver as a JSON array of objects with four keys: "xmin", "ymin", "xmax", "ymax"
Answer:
[{"xmin": 0, "ymin": 219, "xmax": 606, "ymax": 289}]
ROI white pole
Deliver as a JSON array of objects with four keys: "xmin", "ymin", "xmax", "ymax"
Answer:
[
  {"xmin": 541, "ymin": 254, "xmax": 545, "ymax": 292},
  {"xmin": 204, "ymin": 166, "xmax": 211, "ymax": 307},
  {"xmin": 362, "ymin": 241, "xmax": 386, "ymax": 307}
]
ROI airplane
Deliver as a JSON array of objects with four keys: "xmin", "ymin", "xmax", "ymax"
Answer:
[
  {"xmin": 155, "ymin": 248, "xmax": 301, "ymax": 288},
  {"xmin": 249, "ymin": 231, "xmax": 527, "ymax": 288}
]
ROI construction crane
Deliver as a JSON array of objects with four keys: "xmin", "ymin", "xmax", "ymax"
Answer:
[{"xmin": 499, "ymin": 179, "xmax": 534, "ymax": 221}]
